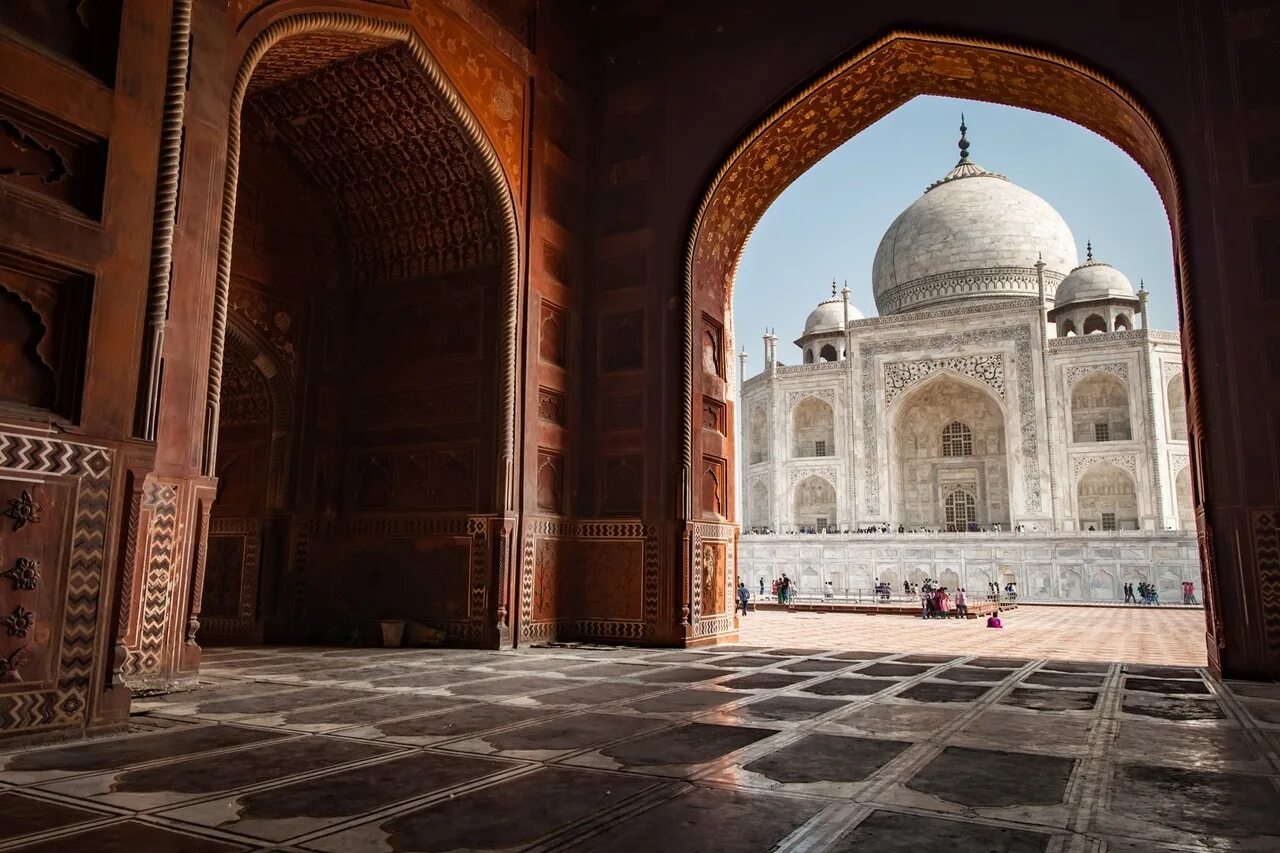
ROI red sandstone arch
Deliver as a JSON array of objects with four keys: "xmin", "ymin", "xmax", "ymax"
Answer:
[
  {"xmin": 681, "ymin": 30, "xmax": 1214, "ymax": 649},
  {"xmin": 206, "ymin": 11, "xmax": 522, "ymax": 512}
]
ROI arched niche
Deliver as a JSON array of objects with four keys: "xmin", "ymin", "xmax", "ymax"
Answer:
[
  {"xmin": 1076, "ymin": 462, "xmax": 1139, "ymax": 530},
  {"xmin": 201, "ymin": 11, "xmax": 521, "ymax": 648},
  {"xmin": 890, "ymin": 373, "xmax": 1009, "ymax": 529},
  {"xmin": 748, "ymin": 406, "xmax": 768, "ymax": 464},
  {"xmin": 1083, "ymin": 314, "xmax": 1107, "ymax": 335},
  {"xmin": 792, "ymin": 475, "xmax": 836, "ymax": 530},
  {"xmin": 791, "ymin": 396, "xmax": 835, "ymax": 458},
  {"xmin": 1060, "ymin": 319, "xmax": 1077, "ymax": 337},
  {"xmin": 1175, "ymin": 464, "xmax": 1195, "ymax": 531},
  {"xmin": 748, "ymin": 479, "xmax": 770, "ymax": 530},
  {"xmin": 1071, "ymin": 373, "xmax": 1131, "ymax": 442},
  {"xmin": 1167, "ymin": 372, "xmax": 1188, "ymax": 441},
  {"xmin": 1115, "ymin": 313, "xmax": 1132, "ymax": 331},
  {"xmin": 218, "ymin": 319, "xmax": 294, "ymax": 513},
  {"xmin": 819, "ymin": 343, "xmax": 838, "ymax": 362}
]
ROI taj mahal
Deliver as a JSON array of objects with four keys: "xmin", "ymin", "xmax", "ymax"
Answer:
[{"xmin": 737, "ymin": 122, "xmax": 1200, "ymax": 603}]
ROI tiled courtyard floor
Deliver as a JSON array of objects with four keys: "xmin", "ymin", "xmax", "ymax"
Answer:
[
  {"xmin": 3, "ymin": 638, "xmax": 1278, "ymax": 851},
  {"xmin": 738, "ymin": 605, "xmax": 1209, "ymax": 666}
]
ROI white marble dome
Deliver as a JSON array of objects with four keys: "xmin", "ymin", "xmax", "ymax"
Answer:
[
  {"xmin": 803, "ymin": 293, "xmax": 864, "ymax": 335},
  {"xmin": 1055, "ymin": 255, "xmax": 1137, "ymax": 306},
  {"xmin": 872, "ymin": 155, "xmax": 1077, "ymax": 316}
]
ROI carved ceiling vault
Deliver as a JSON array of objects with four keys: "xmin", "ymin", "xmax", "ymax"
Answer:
[{"xmin": 245, "ymin": 39, "xmax": 502, "ymax": 285}]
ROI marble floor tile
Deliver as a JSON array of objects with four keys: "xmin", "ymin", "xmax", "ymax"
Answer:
[
  {"xmin": 5, "ymin": 820, "xmax": 250, "ymax": 852},
  {"xmin": 158, "ymin": 751, "xmax": 516, "ymax": 841},
  {"xmin": 39, "ymin": 736, "xmax": 399, "ymax": 810},
  {"xmin": 305, "ymin": 767, "xmax": 663, "ymax": 852},
  {"xmin": 2, "ymin": 639, "xmax": 1272, "ymax": 852},
  {"xmin": 564, "ymin": 785, "xmax": 826, "ymax": 852},
  {"xmin": 833, "ymin": 810, "xmax": 1051, "ymax": 853},
  {"xmin": 905, "ymin": 746, "xmax": 1076, "ymax": 807}
]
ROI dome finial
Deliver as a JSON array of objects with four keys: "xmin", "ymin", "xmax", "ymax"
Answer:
[
  {"xmin": 1086, "ymin": 240, "xmax": 1094, "ymax": 262},
  {"xmin": 831, "ymin": 279, "xmax": 837, "ymax": 297},
  {"xmin": 957, "ymin": 113, "xmax": 970, "ymax": 163}
]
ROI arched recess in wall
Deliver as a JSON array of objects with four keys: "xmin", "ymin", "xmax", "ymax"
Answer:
[
  {"xmin": 204, "ymin": 11, "xmax": 521, "ymax": 511},
  {"xmin": 681, "ymin": 29, "xmax": 1200, "ymax": 520},
  {"xmin": 1070, "ymin": 372, "xmax": 1132, "ymax": 443},
  {"xmin": 887, "ymin": 370, "xmax": 1011, "ymax": 529},
  {"xmin": 223, "ymin": 318, "xmax": 293, "ymax": 512}
]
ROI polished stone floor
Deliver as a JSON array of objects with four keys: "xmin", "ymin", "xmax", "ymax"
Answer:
[
  {"xmin": 1, "ymin": 643, "xmax": 1277, "ymax": 851},
  {"xmin": 738, "ymin": 605, "xmax": 1209, "ymax": 666}
]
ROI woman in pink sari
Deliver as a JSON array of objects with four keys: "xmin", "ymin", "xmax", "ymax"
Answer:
[{"xmin": 936, "ymin": 587, "xmax": 954, "ymax": 617}]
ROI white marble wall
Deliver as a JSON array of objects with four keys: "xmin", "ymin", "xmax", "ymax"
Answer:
[{"xmin": 740, "ymin": 531, "xmax": 1200, "ymax": 603}]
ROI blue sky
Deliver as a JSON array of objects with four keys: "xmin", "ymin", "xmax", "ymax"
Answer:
[{"xmin": 733, "ymin": 95, "xmax": 1178, "ymax": 372}]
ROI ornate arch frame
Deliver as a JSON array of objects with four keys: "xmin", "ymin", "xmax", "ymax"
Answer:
[
  {"xmin": 1066, "ymin": 367, "xmax": 1135, "ymax": 441},
  {"xmin": 884, "ymin": 369, "xmax": 1014, "ymax": 528},
  {"xmin": 203, "ymin": 11, "xmax": 522, "ymax": 512},
  {"xmin": 791, "ymin": 472, "xmax": 838, "ymax": 530},
  {"xmin": 788, "ymin": 392, "xmax": 838, "ymax": 458},
  {"xmin": 680, "ymin": 29, "xmax": 1199, "ymax": 525},
  {"xmin": 1073, "ymin": 458, "xmax": 1143, "ymax": 526}
]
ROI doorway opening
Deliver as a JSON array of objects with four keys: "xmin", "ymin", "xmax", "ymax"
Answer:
[
  {"xmin": 685, "ymin": 32, "xmax": 1210, "ymax": 665},
  {"xmin": 196, "ymin": 16, "xmax": 518, "ymax": 649}
]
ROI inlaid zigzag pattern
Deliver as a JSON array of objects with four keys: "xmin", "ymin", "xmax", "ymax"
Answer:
[
  {"xmin": 1252, "ymin": 510, "xmax": 1280, "ymax": 654},
  {"xmin": 0, "ymin": 433, "xmax": 113, "ymax": 732},
  {"xmin": 124, "ymin": 483, "xmax": 180, "ymax": 677}
]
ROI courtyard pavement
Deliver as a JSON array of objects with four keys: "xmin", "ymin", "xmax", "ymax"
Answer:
[
  {"xmin": 738, "ymin": 605, "xmax": 1209, "ymax": 666},
  {"xmin": 1, "ymin": 636, "xmax": 1277, "ymax": 851}
]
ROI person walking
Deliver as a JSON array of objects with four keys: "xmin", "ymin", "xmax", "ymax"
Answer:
[
  {"xmin": 760, "ymin": 577, "xmax": 765, "ymax": 598},
  {"xmin": 956, "ymin": 587, "xmax": 968, "ymax": 618},
  {"xmin": 1124, "ymin": 582, "xmax": 1135, "ymax": 604},
  {"xmin": 736, "ymin": 582, "xmax": 751, "ymax": 616}
]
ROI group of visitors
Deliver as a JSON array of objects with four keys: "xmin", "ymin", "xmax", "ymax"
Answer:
[
  {"xmin": 921, "ymin": 586, "xmax": 968, "ymax": 618},
  {"xmin": 772, "ymin": 574, "xmax": 795, "ymax": 604},
  {"xmin": 1181, "ymin": 581, "xmax": 1199, "ymax": 605},
  {"xmin": 1123, "ymin": 582, "xmax": 1161, "ymax": 605}
]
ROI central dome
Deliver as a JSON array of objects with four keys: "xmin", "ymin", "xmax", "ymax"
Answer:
[{"xmin": 871, "ymin": 122, "xmax": 1077, "ymax": 315}]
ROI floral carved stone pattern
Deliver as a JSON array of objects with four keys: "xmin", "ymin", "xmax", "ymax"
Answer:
[
  {"xmin": 2, "ymin": 558, "xmax": 39, "ymax": 590},
  {"xmin": 2, "ymin": 490, "xmax": 41, "ymax": 531},
  {"xmin": 4, "ymin": 605, "xmax": 35, "ymax": 638}
]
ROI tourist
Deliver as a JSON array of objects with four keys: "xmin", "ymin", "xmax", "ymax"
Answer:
[
  {"xmin": 937, "ymin": 587, "xmax": 954, "ymax": 618},
  {"xmin": 921, "ymin": 588, "xmax": 933, "ymax": 619},
  {"xmin": 1124, "ymin": 582, "xmax": 1135, "ymax": 604},
  {"xmin": 956, "ymin": 587, "xmax": 968, "ymax": 618},
  {"xmin": 781, "ymin": 574, "xmax": 792, "ymax": 604},
  {"xmin": 824, "ymin": 580, "xmax": 834, "ymax": 599},
  {"xmin": 736, "ymin": 582, "xmax": 751, "ymax": 616},
  {"xmin": 760, "ymin": 577, "xmax": 765, "ymax": 597},
  {"xmin": 1185, "ymin": 582, "xmax": 1198, "ymax": 605},
  {"xmin": 987, "ymin": 610, "xmax": 1003, "ymax": 628}
]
